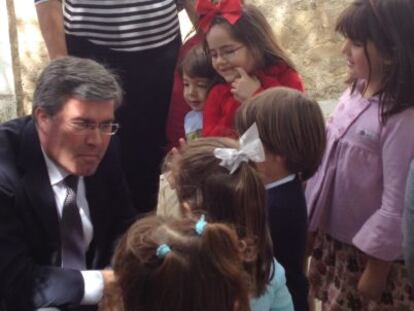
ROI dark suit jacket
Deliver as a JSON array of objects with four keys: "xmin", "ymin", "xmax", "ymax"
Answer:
[
  {"xmin": 267, "ymin": 177, "xmax": 309, "ymax": 311},
  {"xmin": 0, "ymin": 117, "xmax": 136, "ymax": 310}
]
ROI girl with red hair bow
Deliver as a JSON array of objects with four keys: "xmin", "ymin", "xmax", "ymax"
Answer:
[{"xmin": 197, "ymin": 0, "xmax": 304, "ymax": 138}]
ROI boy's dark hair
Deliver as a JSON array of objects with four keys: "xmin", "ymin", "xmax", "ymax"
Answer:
[
  {"xmin": 336, "ymin": 0, "xmax": 414, "ymax": 120},
  {"xmin": 178, "ymin": 44, "xmax": 217, "ymax": 83},
  {"xmin": 235, "ymin": 87, "xmax": 326, "ymax": 180}
]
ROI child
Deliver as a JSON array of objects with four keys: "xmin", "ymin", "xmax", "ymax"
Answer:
[
  {"xmin": 179, "ymin": 44, "xmax": 217, "ymax": 141},
  {"xmin": 166, "ymin": 33, "xmax": 203, "ymax": 149},
  {"xmin": 305, "ymin": 0, "xmax": 414, "ymax": 309},
  {"xmin": 158, "ymin": 42, "xmax": 217, "ymax": 215},
  {"xmin": 195, "ymin": 0, "xmax": 304, "ymax": 137},
  {"xmin": 171, "ymin": 129, "xmax": 294, "ymax": 310},
  {"xmin": 157, "ymin": 43, "xmax": 217, "ymax": 215},
  {"xmin": 112, "ymin": 215, "xmax": 251, "ymax": 311},
  {"xmin": 156, "ymin": 43, "xmax": 216, "ymax": 215},
  {"xmin": 235, "ymin": 87, "xmax": 326, "ymax": 311}
]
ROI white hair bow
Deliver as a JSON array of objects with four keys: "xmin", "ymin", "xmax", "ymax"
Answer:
[{"xmin": 214, "ymin": 123, "xmax": 265, "ymax": 174}]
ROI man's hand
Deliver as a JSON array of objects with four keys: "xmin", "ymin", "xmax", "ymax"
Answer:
[{"xmin": 230, "ymin": 68, "xmax": 261, "ymax": 103}]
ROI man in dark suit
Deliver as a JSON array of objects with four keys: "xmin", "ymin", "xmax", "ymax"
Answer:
[{"xmin": 0, "ymin": 57, "xmax": 136, "ymax": 310}]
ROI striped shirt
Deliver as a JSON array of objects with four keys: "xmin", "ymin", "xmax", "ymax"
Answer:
[{"xmin": 35, "ymin": 0, "xmax": 180, "ymax": 52}]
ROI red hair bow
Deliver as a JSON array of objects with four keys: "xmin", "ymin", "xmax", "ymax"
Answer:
[{"xmin": 196, "ymin": 0, "xmax": 243, "ymax": 33}]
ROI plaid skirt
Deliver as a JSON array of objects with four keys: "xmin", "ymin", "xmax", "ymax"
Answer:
[{"xmin": 308, "ymin": 232, "xmax": 414, "ymax": 311}]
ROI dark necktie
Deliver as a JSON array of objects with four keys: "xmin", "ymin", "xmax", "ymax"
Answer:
[{"xmin": 61, "ymin": 175, "xmax": 85, "ymax": 269}]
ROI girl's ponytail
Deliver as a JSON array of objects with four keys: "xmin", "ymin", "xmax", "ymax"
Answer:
[{"xmin": 199, "ymin": 222, "xmax": 251, "ymax": 311}]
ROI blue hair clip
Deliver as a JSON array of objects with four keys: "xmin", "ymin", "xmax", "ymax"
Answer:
[
  {"xmin": 195, "ymin": 215, "xmax": 207, "ymax": 235},
  {"xmin": 156, "ymin": 243, "xmax": 171, "ymax": 258}
]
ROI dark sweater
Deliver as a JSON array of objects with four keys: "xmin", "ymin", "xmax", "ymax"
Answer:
[{"xmin": 266, "ymin": 176, "xmax": 309, "ymax": 311}]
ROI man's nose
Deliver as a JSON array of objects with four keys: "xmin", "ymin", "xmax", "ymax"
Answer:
[{"xmin": 85, "ymin": 127, "xmax": 104, "ymax": 146}]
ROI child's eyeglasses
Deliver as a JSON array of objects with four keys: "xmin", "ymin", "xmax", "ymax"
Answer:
[
  {"xmin": 68, "ymin": 120, "xmax": 120, "ymax": 135},
  {"xmin": 210, "ymin": 45, "xmax": 245, "ymax": 62}
]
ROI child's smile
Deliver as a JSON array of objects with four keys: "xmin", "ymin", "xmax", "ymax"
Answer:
[{"xmin": 206, "ymin": 24, "xmax": 256, "ymax": 83}]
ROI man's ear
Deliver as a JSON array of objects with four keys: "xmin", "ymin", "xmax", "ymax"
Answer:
[{"xmin": 34, "ymin": 107, "xmax": 50, "ymax": 132}]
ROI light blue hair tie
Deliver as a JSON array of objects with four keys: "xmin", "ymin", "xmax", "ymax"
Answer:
[
  {"xmin": 156, "ymin": 243, "xmax": 171, "ymax": 258},
  {"xmin": 195, "ymin": 215, "xmax": 207, "ymax": 235}
]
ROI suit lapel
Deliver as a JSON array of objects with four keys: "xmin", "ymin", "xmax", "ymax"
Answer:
[
  {"xmin": 18, "ymin": 120, "xmax": 61, "ymax": 252},
  {"xmin": 84, "ymin": 175, "xmax": 107, "ymax": 268}
]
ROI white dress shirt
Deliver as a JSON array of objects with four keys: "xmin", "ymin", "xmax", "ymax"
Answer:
[
  {"xmin": 42, "ymin": 151, "xmax": 104, "ymax": 305},
  {"xmin": 265, "ymin": 174, "xmax": 296, "ymax": 190}
]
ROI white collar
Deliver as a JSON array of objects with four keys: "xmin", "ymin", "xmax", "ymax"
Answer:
[
  {"xmin": 265, "ymin": 174, "xmax": 295, "ymax": 190},
  {"xmin": 41, "ymin": 148, "xmax": 70, "ymax": 186}
]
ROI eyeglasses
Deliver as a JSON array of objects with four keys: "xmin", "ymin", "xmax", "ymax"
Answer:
[
  {"xmin": 209, "ymin": 45, "xmax": 245, "ymax": 62},
  {"xmin": 68, "ymin": 120, "xmax": 120, "ymax": 135}
]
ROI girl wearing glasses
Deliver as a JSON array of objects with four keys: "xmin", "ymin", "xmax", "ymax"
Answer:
[{"xmin": 196, "ymin": 0, "xmax": 304, "ymax": 137}]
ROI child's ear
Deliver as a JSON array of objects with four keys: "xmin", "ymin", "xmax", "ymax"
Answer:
[
  {"xmin": 239, "ymin": 238, "xmax": 258, "ymax": 262},
  {"xmin": 382, "ymin": 53, "xmax": 393, "ymax": 68},
  {"xmin": 266, "ymin": 152, "xmax": 286, "ymax": 165},
  {"xmin": 275, "ymin": 154, "xmax": 287, "ymax": 165}
]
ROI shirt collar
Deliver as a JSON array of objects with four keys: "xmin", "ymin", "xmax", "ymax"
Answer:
[
  {"xmin": 265, "ymin": 174, "xmax": 295, "ymax": 190},
  {"xmin": 41, "ymin": 148, "xmax": 70, "ymax": 186}
]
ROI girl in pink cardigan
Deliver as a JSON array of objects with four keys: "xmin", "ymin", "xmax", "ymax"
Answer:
[{"xmin": 306, "ymin": 0, "xmax": 414, "ymax": 309}]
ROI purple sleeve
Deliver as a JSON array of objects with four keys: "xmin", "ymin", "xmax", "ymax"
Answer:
[
  {"xmin": 403, "ymin": 160, "xmax": 414, "ymax": 284},
  {"xmin": 353, "ymin": 108, "xmax": 414, "ymax": 261}
]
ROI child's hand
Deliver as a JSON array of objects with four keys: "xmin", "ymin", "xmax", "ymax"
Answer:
[
  {"xmin": 231, "ymin": 67, "xmax": 261, "ymax": 103},
  {"xmin": 357, "ymin": 256, "xmax": 391, "ymax": 301},
  {"xmin": 171, "ymin": 138, "xmax": 187, "ymax": 157},
  {"xmin": 168, "ymin": 138, "xmax": 187, "ymax": 181},
  {"xmin": 99, "ymin": 270, "xmax": 124, "ymax": 311},
  {"xmin": 171, "ymin": 138, "xmax": 187, "ymax": 156}
]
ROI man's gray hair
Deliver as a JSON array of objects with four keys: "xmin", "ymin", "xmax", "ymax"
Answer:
[{"xmin": 32, "ymin": 56, "xmax": 123, "ymax": 117}]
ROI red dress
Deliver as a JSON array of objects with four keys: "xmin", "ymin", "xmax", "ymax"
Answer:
[
  {"xmin": 165, "ymin": 33, "xmax": 203, "ymax": 149},
  {"xmin": 202, "ymin": 63, "xmax": 304, "ymax": 137}
]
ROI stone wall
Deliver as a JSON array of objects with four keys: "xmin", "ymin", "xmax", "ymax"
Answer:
[
  {"xmin": 4, "ymin": 0, "xmax": 354, "ymax": 121},
  {"xmin": 254, "ymin": 0, "xmax": 352, "ymax": 99}
]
